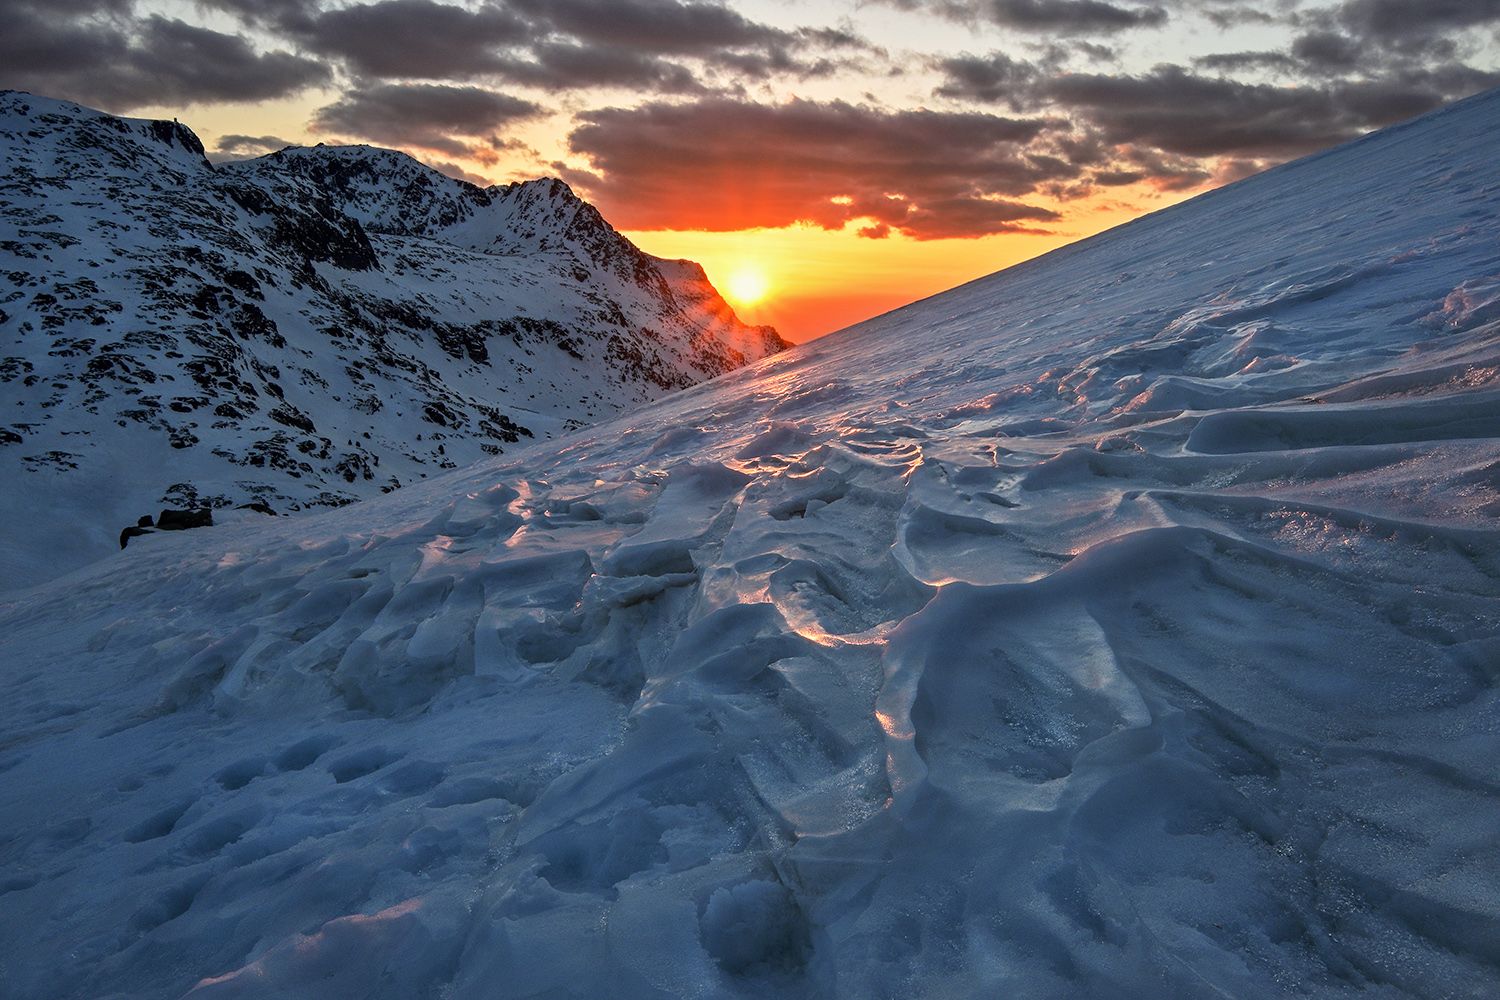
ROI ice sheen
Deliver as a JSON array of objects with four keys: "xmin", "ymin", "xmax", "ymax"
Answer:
[{"xmin": 3, "ymin": 91, "xmax": 1500, "ymax": 998}]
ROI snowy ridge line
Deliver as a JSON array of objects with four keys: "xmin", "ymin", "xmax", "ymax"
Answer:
[
  {"xmin": 0, "ymin": 90, "xmax": 784, "ymax": 591},
  {"xmin": 2, "ymin": 90, "xmax": 1500, "ymax": 997}
]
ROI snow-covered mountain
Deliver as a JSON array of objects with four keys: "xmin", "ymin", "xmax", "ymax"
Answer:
[
  {"xmin": 0, "ymin": 91, "xmax": 784, "ymax": 588},
  {"xmin": 3, "ymin": 90, "xmax": 1500, "ymax": 999}
]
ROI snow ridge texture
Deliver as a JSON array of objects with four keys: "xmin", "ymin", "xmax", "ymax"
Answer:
[{"xmin": 2, "ymin": 89, "xmax": 1500, "ymax": 998}]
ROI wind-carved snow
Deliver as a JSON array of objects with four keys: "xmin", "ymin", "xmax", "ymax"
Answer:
[
  {"xmin": 3, "ymin": 92, "xmax": 1500, "ymax": 998},
  {"xmin": 0, "ymin": 91, "xmax": 783, "ymax": 589}
]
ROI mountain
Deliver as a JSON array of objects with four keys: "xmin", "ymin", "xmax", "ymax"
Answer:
[
  {"xmin": 0, "ymin": 91, "xmax": 784, "ymax": 588},
  {"xmin": 3, "ymin": 90, "xmax": 1500, "ymax": 999}
]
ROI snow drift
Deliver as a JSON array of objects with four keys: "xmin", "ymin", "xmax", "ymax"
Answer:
[{"xmin": 2, "ymin": 90, "xmax": 1500, "ymax": 998}]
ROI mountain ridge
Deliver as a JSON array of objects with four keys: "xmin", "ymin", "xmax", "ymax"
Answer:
[{"xmin": 0, "ymin": 89, "xmax": 785, "ymax": 588}]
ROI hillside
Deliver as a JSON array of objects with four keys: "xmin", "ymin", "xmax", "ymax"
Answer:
[
  {"xmin": 1, "ymin": 90, "xmax": 1499, "ymax": 998},
  {"xmin": 0, "ymin": 91, "xmax": 784, "ymax": 588}
]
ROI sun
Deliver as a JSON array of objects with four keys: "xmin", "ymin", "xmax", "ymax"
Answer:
[{"xmin": 724, "ymin": 265, "xmax": 771, "ymax": 307}]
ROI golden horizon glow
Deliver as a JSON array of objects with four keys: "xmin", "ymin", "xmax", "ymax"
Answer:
[
  {"xmin": 723, "ymin": 264, "xmax": 771, "ymax": 307},
  {"xmin": 626, "ymin": 187, "xmax": 1197, "ymax": 343}
]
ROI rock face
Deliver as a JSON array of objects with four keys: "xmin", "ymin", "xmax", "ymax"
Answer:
[{"xmin": 0, "ymin": 90, "xmax": 786, "ymax": 587}]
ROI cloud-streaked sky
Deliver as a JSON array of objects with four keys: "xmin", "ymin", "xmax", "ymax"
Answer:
[{"xmin": 7, "ymin": 0, "xmax": 1498, "ymax": 339}]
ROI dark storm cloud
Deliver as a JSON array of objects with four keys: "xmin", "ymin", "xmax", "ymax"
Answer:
[
  {"xmin": 1401, "ymin": 62, "xmax": 1500, "ymax": 93},
  {"xmin": 1290, "ymin": 30, "xmax": 1362, "ymax": 71},
  {"xmin": 1199, "ymin": 5, "xmax": 1279, "ymax": 28},
  {"xmin": 877, "ymin": 0, "xmax": 1168, "ymax": 32},
  {"xmin": 1114, "ymin": 146, "xmax": 1211, "ymax": 189},
  {"xmin": 424, "ymin": 159, "xmax": 495, "ymax": 185},
  {"xmin": 0, "ymin": 1, "xmax": 127, "ymax": 80},
  {"xmin": 196, "ymin": 0, "xmax": 861, "ymax": 92},
  {"xmin": 507, "ymin": 0, "xmax": 789, "ymax": 54},
  {"xmin": 493, "ymin": 42, "xmax": 707, "ymax": 93},
  {"xmin": 712, "ymin": 29, "xmax": 876, "ymax": 83},
  {"xmin": 564, "ymin": 98, "xmax": 1065, "ymax": 239},
  {"xmin": 933, "ymin": 52, "xmax": 1040, "ymax": 108},
  {"xmin": 199, "ymin": 0, "xmax": 318, "ymax": 26},
  {"xmin": 1193, "ymin": 50, "xmax": 1299, "ymax": 73},
  {"xmin": 1041, "ymin": 65, "xmax": 1431, "ymax": 157},
  {"xmin": 128, "ymin": 16, "xmax": 331, "ymax": 103},
  {"xmin": 984, "ymin": 0, "xmax": 1169, "ymax": 32},
  {"xmin": 1332, "ymin": 67, "xmax": 1500, "ymax": 119},
  {"xmin": 1091, "ymin": 168, "xmax": 1145, "ymax": 186},
  {"xmin": 1073, "ymin": 40, "xmax": 1119, "ymax": 60},
  {"xmin": 288, "ymin": 0, "xmax": 530, "ymax": 79},
  {"xmin": 214, "ymin": 133, "xmax": 296, "ymax": 157},
  {"xmin": 1337, "ymin": 0, "xmax": 1500, "ymax": 49},
  {"xmin": 859, "ymin": 196, "xmax": 1059, "ymax": 240},
  {"xmin": 503, "ymin": 0, "xmax": 871, "ymax": 85},
  {"xmin": 1262, "ymin": 0, "xmax": 1499, "ymax": 71},
  {"xmin": 0, "ymin": 4, "xmax": 330, "ymax": 111},
  {"xmin": 310, "ymin": 84, "xmax": 542, "ymax": 160}
]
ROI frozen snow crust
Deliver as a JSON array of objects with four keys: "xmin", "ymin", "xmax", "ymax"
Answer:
[{"xmin": 3, "ymin": 91, "xmax": 1500, "ymax": 998}]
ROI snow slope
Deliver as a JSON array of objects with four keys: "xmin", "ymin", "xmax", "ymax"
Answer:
[
  {"xmin": 0, "ymin": 92, "xmax": 783, "ymax": 589},
  {"xmin": 3, "ymin": 90, "xmax": 1500, "ymax": 999}
]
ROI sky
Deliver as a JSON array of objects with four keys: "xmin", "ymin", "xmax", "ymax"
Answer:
[{"xmin": 5, "ymin": 0, "xmax": 1498, "ymax": 340}]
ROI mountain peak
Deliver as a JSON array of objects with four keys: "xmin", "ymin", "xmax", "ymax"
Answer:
[
  {"xmin": 1, "ymin": 88, "xmax": 213, "ymax": 178},
  {"xmin": 0, "ymin": 93, "xmax": 786, "ymax": 588}
]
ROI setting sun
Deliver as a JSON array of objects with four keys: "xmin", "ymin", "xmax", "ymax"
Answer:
[{"xmin": 723, "ymin": 265, "xmax": 771, "ymax": 307}]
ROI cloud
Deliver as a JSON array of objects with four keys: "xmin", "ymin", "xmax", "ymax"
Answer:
[
  {"xmin": 1073, "ymin": 40, "xmax": 1119, "ymax": 61},
  {"xmin": 1114, "ymin": 146, "xmax": 1211, "ymax": 190},
  {"xmin": 983, "ymin": 0, "xmax": 1169, "ymax": 32},
  {"xmin": 1043, "ymin": 65, "xmax": 1407, "ymax": 156},
  {"xmin": 494, "ymin": 42, "xmax": 707, "ymax": 93},
  {"xmin": 1193, "ymin": 51, "xmax": 1299, "ymax": 73},
  {"xmin": 1290, "ymin": 30, "xmax": 1362, "ymax": 71},
  {"xmin": 503, "ymin": 0, "xmax": 867, "ymax": 86},
  {"xmin": 1337, "ymin": 0, "xmax": 1500, "ymax": 53},
  {"xmin": 876, "ymin": 0, "xmax": 1167, "ymax": 32},
  {"xmin": 424, "ymin": 160, "xmax": 495, "ymax": 185},
  {"xmin": 310, "ymin": 83, "xmax": 543, "ymax": 160},
  {"xmin": 1199, "ymin": 5, "xmax": 1280, "ymax": 28},
  {"xmin": 129, "ymin": 17, "xmax": 330, "ymax": 104},
  {"xmin": 507, "ymin": 0, "xmax": 789, "ymax": 54},
  {"xmin": 565, "ymin": 97, "xmax": 1065, "ymax": 239},
  {"xmin": 0, "ymin": 5, "xmax": 330, "ymax": 111},
  {"xmin": 1090, "ymin": 168, "xmax": 1145, "ymax": 186},
  {"xmin": 200, "ymin": 0, "xmax": 857, "ymax": 93},
  {"xmin": 710, "ymin": 29, "xmax": 877, "ymax": 83},
  {"xmin": 213, "ymin": 133, "xmax": 296, "ymax": 158},
  {"xmin": 287, "ymin": 0, "xmax": 530, "ymax": 79},
  {"xmin": 201, "ymin": 0, "xmax": 320, "ymax": 27},
  {"xmin": 934, "ymin": 52, "xmax": 1040, "ymax": 108}
]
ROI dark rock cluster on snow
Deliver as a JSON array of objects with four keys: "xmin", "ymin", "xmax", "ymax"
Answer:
[{"xmin": 118, "ymin": 507, "xmax": 216, "ymax": 548}]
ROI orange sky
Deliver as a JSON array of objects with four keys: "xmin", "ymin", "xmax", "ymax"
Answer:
[{"xmin": 625, "ymin": 193, "xmax": 1191, "ymax": 342}]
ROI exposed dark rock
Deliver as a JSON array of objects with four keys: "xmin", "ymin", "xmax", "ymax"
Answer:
[
  {"xmin": 157, "ymin": 508, "xmax": 213, "ymax": 531},
  {"xmin": 119, "ymin": 525, "xmax": 154, "ymax": 549}
]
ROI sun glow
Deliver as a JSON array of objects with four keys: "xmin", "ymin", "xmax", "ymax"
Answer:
[{"xmin": 724, "ymin": 265, "xmax": 771, "ymax": 306}]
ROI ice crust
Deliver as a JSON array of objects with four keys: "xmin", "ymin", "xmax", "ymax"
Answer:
[{"xmin": 3, "ymin": 91, "xmax": 1500, "ymax": 998}]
